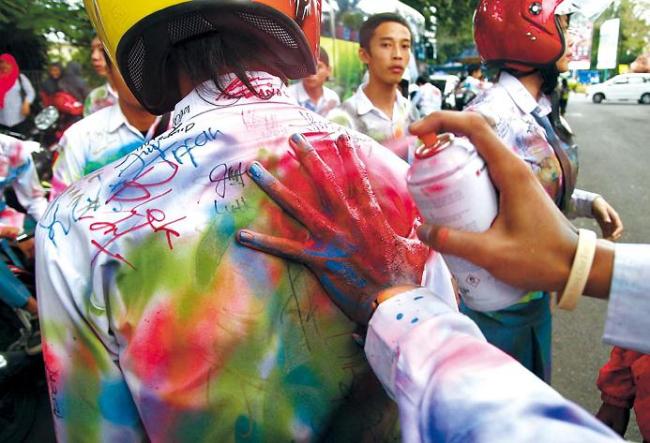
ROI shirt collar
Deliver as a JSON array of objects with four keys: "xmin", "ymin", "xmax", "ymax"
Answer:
[
  {"xmin": 172, "ymin": 71, "xmax": 293, "ymax": 126},
  {"xmin": 353, "ymin": 84, "xmax": 408, "ymax": 117},
  {"xmin": 107, "ymin": 102, "xmax": 161, "ymax": 141},
  {"xmin": 498, "ymin": 71, "xmax": 552, "ymax": 117},
  {"xmin": 107, "ymin": 103, "xmax": 129, "ymax": 133}
]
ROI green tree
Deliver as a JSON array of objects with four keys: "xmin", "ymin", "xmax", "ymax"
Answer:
[
  {"xmin": 0, "ymin": 0, "xmax": 94, "ymax": 69},
  {"xmin": 402, "ymin": 0, "xmax": 479, "ymax": 64},
  {"xmin": 591, "ymin": 0, "xmax": 650, "ymax": 69}
]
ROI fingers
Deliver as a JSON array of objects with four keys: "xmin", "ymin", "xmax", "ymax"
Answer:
[
  {"xmin": 237, "ymin": 229, "xmax": 306, "ymax": 262},
  {"xmin": 594, "ymin": 198, "xmax": 624, "ymax": 241},
  {"xmin": 247, "ymin": 162, "xmax": 336, "ymax": 237},
  {"xmin": 416, "ymin": 223, "xmax": 489, "ymax": 267},
  {"xmin": 410, "ymin": 112, "xmax": 526, "ymax": 191},
  {"xmin": 607, "ymin": 208, "xmax": 624, "ymax": 240},
  {"xmin": 288, "ymin": 134, "xmax": 349, "ymax": 212},
  {"xmin": 335, "ymin": 134, "xmax": 383, "ymax": 219}
]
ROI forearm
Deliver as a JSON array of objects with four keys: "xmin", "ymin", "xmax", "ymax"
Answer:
[
  {"xmin": 584, "ymin": 239, "xmax": 615, "ymax": 299},
  {"xmin": 365, "ymin": 288, "xmax": 621, "ymax": 442},
  {"xmin": 565, "ymin": 188, "xmax": 601, "ymax": 219}
]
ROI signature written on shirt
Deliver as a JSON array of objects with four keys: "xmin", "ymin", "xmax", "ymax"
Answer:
[{"xmin": 39, "ymin": 125, "xmax": 229, "ymax": 269}]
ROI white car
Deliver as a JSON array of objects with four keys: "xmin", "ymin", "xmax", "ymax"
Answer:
[{"xmin": 587, "ymin": 73, "xmax": 650, "ymax": 104}]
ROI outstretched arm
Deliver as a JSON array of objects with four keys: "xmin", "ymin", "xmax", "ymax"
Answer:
[{"xmin": 236, "ymin": 127, "xmax": 622, "ymax": 442}]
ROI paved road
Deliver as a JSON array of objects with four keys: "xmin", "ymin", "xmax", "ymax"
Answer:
[{"xmin": 552, "ymin": 94, "xmax": 650, "ymax": 442}]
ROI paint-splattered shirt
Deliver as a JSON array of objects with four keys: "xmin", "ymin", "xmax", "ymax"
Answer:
[
  {"xmin": 36, "ymin": 72, "xmax": 451, "ymax": 442},
  {"xmin": 466, "ymin": 72, "xmax": 599, "ymax": 218},
  {"xmin": 83, "ymin": 83, "xmax": 118, "ymax": 117},
  {"xmin": 0, "ymin": 134, "xmax": 47, "ymax": 230},
  {"xmin": 327, "ymin": 84, "xmax": 418, "ymax": 161},
  {"xmin": 51, "ymin": 103, "xmax": 167, "ymax": 200}
]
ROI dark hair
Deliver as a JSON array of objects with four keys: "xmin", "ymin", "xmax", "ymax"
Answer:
[
  {"xmin": 318, "ymin": 47, "xmax": 330, "ymax": 67},
  {"xmin": 468, "ymin": 64, "xmax": 481, "ymax": 75},
  {"xmin": 359, "ymin": 13, "xmax": 412, "ymax": 51},
  {"xmin": 168, "ymin": 32, "xmax": 289, "ymax": 100},
  {"xmin": 416, "ymin": 75, "xmax": 428, "ymax": 85},
  {"xmin": 540, "ymin": 66, "xmax": 559, "ymax": 95}
]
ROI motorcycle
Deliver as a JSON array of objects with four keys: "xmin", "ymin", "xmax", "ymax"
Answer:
[
  {"xmin": 0, "ymin": 110, "xmax": 58, "ymax": 442},
  {"xmin": 454, "ymin": 85, "xmax": 478, "ymax": 111},
  {"xmin": 2, "ymin": 104, "xmax": 60, "ymax": 185},
  {"xmin": 0, "ymin": 232, "xmax": 49, "ymax": 443}
]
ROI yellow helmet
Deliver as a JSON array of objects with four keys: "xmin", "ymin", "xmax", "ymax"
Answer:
[{"xmin": 84, "ymin": 0, "xmax": 322, "ymax": 114}]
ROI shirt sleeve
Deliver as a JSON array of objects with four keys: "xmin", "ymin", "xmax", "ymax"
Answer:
[
  {"xmin": 21, "ymin": 74, "xmax": 36, "ymax": 104},
  {"xmin": 564, "ymin": 188, "xmax": 601, "ymax": 219},
  {"xmin": 35, "ymin": 212, "xmax": 146, "ymax": 442},
  {"xmin": 11, "ymin": 140, "xmax": 48, "ymax": 222},
  {"xmin": 50, "ymin": 130, "xmax": 86, "ymax": 200},
  {"xmin": 365, "ymin": 287, "xmax": 623, "ymax": 443},
  {"xmin": 603, "ymin": 243, "xmax": 650, "ymax": 354}
]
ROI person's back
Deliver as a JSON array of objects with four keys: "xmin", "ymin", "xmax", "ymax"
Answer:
[{"xmin": 37, "ymin": 70, "xmax": 434, "ymax": 440}]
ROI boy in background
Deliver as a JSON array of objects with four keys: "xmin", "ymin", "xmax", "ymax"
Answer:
[{"xmin": 287, "ymin": 47, "xmax": 339, "ymax": 116}]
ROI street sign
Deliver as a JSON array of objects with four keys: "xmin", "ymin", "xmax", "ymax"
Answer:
[{"xmin": 597, "ymin": 18, "xmax": 620, "ymax": 70}]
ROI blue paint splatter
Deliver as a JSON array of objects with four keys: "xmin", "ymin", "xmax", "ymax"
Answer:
[
  {"xmin": 411, "ymin": 318, "xmax": 419, "ymax": 324},
  {"xmin": 98, "ymin": 378, "xmax": 140, "ymax": 426},
  {"xmin": 396, "ymin": 313, "xmax": 404, "ymax": 320}
]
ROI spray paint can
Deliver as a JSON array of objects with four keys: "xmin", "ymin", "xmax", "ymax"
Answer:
[{"xmin": 407, "ymin": 133, "xmax": 525, "ymax": 311}]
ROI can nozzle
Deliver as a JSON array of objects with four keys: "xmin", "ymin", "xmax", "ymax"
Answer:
[{"xmin": 415, "ymin": 133, "xmax": 455, "ymax": 159}]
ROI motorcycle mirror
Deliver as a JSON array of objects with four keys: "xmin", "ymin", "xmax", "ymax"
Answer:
[{"xmin": 34, "ymin": 106, "xmax": 60, "ymax": 131}]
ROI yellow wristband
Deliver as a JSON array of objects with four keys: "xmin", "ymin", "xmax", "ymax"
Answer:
[
  {"xmin": 558, "ymin": 229, "xmax": 597, "ymax": 311},
  {"xmin": 372, "ymin": 285, "xmax": 420, "ymax": 313}
]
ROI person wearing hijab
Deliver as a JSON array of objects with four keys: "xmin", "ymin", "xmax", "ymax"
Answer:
[
  {"xmin": 59, "ymin": 61, "xmax": 89, "ymax": 102},
  {"xmin": 0, "ymin": 53, "xmax": 35, "ymax": 136}
]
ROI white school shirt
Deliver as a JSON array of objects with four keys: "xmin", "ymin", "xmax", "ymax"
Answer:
[
  {"xmin": 51, "ymin": 102, "xmax": 166, "ymax": 199},
  {"xmin": 287, "ymin": 81, "xmax": 340, "ymax": 116},
  {"xmin": 327, "ymin": 84, "xmax": 418, "ymax": 161}
]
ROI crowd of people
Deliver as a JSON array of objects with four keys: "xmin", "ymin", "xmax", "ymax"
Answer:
[{"xmin": 0, "ymin": 0, "xmax": 648, "ymax": 442}]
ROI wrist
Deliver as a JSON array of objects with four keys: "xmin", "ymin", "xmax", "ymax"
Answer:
[
  {"xmin": 584, "ymin": 239, "xmax": 615, "ymax": 299},
  {"xmin": 372, "ymin": 285, "xmax": 420, "ymax": 315}
]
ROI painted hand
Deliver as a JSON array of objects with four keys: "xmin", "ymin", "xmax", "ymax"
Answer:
[
  {"xmin": 592, "ymin": 197, "xmax": 623, "ymax": 241},
  {"xmin": 237, "ymin": 133, "xmax": 428, "ymax": 325}
]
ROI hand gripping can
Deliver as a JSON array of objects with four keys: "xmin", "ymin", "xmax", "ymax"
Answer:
[{"xmin": 407, "ymin": 133, "xmax": 525, "ymax": 311}]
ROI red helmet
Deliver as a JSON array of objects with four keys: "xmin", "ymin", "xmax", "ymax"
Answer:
[{"xmin": 474, "ymin": 0, "xmax": 566, "ymax": 72}]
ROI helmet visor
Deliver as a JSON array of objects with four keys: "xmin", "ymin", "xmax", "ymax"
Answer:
[{"xmin": 555, "ymin": 0, "xmax": 613, "ymax": 21}]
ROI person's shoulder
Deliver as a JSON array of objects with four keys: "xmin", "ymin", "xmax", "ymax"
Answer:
[
  {"xmin": 326, "ymin": 97, "xmax": 359, "ymax": 129},
  {"xmin": 88, "ymin": 83, "xmax": 108, "ymax": 95},
  {"xmin": 467, "ymin": 84, "xmax": 509, "ymax": 111},
  {"xmin": 66, "ymin": 105, "xmax": 114, "ymax": 136},
  {"xmin": 323, "ymin": 86, "xmax": 340, "ymax": 102}
]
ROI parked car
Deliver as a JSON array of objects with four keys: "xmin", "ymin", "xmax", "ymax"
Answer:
[
  {"xmin": 429, "ymin": 74, "xmax": 460, "ymax": 110},
  {"xmin": 587, "ymin": 73, "xmax": 650, "ymax": 104}
]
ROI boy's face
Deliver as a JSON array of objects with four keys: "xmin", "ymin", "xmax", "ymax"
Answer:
[
  {"xmin": 360, "ymin": 21, "xmax": 411, "ymax": 86},
  {"xmin": 48, "ymin": 65, "xmax": 62, "ymax": 79},
  {"xmin": 90, "ymin": 37, "xmax": 108, "ymax": 77},
  {"xmin": 302, "ymin": 59, "xmax": 331, "ymax": 90}
]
